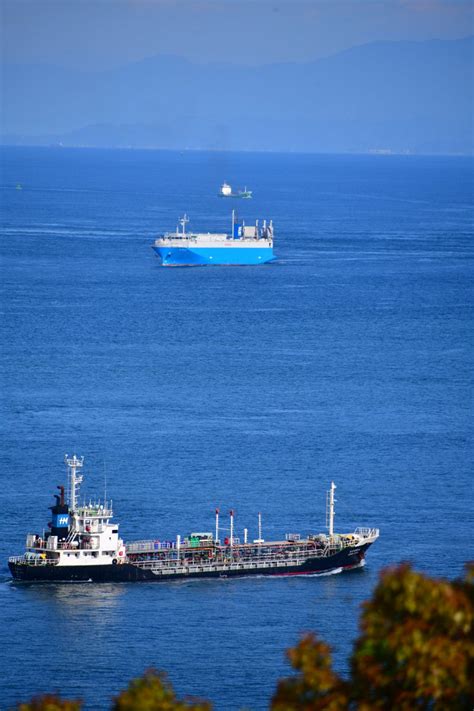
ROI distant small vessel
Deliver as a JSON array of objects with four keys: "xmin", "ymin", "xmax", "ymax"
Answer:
[
  {"xmin": 8, "ymin": 455, "xmax": 379, "ymax": 583},
  {"xmin": 16, "ymin": 184, "xmax": 23, "ymax": 191},
  {"xmin": 220, "ymin": 181, "xmax": 232, "ymax": 197},
  {"xmin": 153, "ymin": 211, "xmax": 274, "ymax": 266},
  {"xmin": 219, "ymin": 182, "xmax": 252, "ymax": 199}
]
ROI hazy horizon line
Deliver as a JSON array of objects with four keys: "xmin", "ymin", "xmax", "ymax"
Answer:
[{"xmin": 2, "ymin": 143, "xmax": 473, "ymax": 159}]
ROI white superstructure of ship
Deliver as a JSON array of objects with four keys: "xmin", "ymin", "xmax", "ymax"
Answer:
[{"xmin": 219, "ymin": 182, "xmax": 252, "ymax": 199}]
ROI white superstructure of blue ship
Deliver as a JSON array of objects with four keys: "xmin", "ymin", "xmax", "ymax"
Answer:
[{"xmin": 153, "ymin": 211, "xmax": 274, "ymax": 266}]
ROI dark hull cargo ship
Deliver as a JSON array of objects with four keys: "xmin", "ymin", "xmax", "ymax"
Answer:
[{"xmin": 9, "ymin": 455, "xmax": 379, "ymax": 584}]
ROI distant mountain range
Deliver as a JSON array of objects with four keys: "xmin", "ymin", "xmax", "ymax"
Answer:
[{"xmin": 1, "ymin": 37, "xmax": 472, "ymax": 154}]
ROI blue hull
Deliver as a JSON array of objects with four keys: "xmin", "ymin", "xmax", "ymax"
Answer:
[{"xmin": 153, "ymin": 246, "xmax": 274, "ymax": 266}]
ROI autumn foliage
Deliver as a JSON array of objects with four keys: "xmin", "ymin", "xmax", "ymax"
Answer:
[
  {"xmin": 17, "ymin": 564, "xmax": 474, "ymax": 711},
  {"xmin": 272, "ymin": 563, "xmax": 474, "ymax": 710},
  {"xmin": 17, "ymin": 696, "xmax": 82, "ymax": 711},
  {"xmin": 111, "ymin": 670, "xmax": 211, "ymax": 711}
]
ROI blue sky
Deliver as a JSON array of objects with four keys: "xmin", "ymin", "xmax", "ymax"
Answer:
[{"xmin": 2, "ymin": 0, "xmax": 473, "ymax": 70}]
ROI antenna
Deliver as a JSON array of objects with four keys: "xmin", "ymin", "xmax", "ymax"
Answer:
[
  {"xmin": 215, "ymin": 508, "xmax": 219, "ymax": 544},
  {"xmin": 103, "ymin": 460, "xmax": 107, "ymax": 508},
  {"xmin": 64, "ymin": 454, "xmax": 84, "ymax": 511},
  {"xmin": 179, "ymin": 213, "xmax": 189, "ymax": 238}
]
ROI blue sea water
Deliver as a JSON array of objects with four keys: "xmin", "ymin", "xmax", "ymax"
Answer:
[{"xmin": 0, "ymin": 147, "xmax": 473, "ymax": 710}]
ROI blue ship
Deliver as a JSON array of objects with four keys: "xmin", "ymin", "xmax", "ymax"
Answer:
[{"xmin": 153, "ymin": 211, "xmax": 275, "ymax": 266}]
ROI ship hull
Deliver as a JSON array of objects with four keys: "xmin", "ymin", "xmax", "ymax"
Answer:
[
  {"xmin": 153, "ymin": 246, "xmax": 274, "ymax": 267},
  {"xmin": 218, "ymin": 194, "xmax": 252, "ymax": 199},
  {"xmin": 8, "ymin": 544, "xmax": 371, "ymax": 583}
]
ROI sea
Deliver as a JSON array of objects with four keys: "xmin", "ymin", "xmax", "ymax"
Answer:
[{"xmin": 0, "ymin": 146, "xmax": 472, "ymax": 710}]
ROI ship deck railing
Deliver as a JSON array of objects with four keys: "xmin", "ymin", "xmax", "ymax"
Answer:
[
  {"xmin": 128, "ymin": 549, "xmax": 334, "ymax": 574},
  {"xmin": 354, "ymin": 527, "xmax": 379, "ymax": 539},
  {"xmin": 127, "ymin": 542, "xmax": 346, "ymax": 570},
  {"xmin": 126, "ymin": 536, "xmax": 362, "ymax": 557},
  {"xmin": 9, "ymin": 555, "xmax": 59, "ymax": 567},
  {"xmin": 156, "ymin": 235, "xmax": 272, "ymax": 246},
  {"xmin": 26, "ymin": 539, "xmax": 104, "ymax": 552},
  {"xmin": 76, "ymin": 506, "xmax": 113, "ymax": 517},
  {"xmin": 126, "ymin": 540, "xmax": 177, "ymax": 553}
]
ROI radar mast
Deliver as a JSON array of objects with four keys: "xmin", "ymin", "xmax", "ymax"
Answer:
[{"xmin": 64, "ymin": 454, "xmax": 84, "ymax": 511}]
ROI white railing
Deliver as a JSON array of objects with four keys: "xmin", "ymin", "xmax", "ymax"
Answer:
[
  {"xmin": 126, "ymin": 540, "xmax": 176, "ymax": 553},
  {"xmin": 354, "ymin": 527, "xmax": 379, "ymax": 539},
  {"xmin": 134, "ymin": 556, "xmax": 309, "ymax": 572},
  {"xmin": 156, "ymin": 236, "xmax": 271, "ymax": 247},
  {"xmin": 126, "ymin": 537, "xmax": 358, "ymax": 563},
  {"xmin": 130, "ymin": 543, "xmax": 343, "ymax": 571},
  {"xmin": 9, "ymin": 555, "xmax": 59, "ymax": 567}
]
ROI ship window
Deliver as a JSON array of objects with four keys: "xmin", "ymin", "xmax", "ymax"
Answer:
[{"xmin": 112, "ymin": 529, "xmax": 118, "ymax": 533}]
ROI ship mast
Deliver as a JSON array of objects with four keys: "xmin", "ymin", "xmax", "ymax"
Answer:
[
  {"xmin": 230, "ymin": 509, "xmax": 234, "ymax": 547},
  {"xmin": 326, "ymin": 481, "xmax": 336, "ymax": 537},
  {"xmin": 64, "ymin": 454, "xmax": 84, "ymax": 511},
  {"xmin": 254, "ymin": 511, "xmax": 264, "ymax": 544},
  {"xmin": 179, "ymin": 214, "xmax": 189, "ymax": 238}
]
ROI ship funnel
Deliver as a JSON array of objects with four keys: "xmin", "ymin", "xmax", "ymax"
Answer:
[{"xmin": 51, "ymin": 482, "xmax": 70, "ymax": 541}]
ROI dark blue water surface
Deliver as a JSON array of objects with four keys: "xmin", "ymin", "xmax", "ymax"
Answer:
[{"xmin": 1, "ymin": 147, "xmax": 473, "ymax": 710}]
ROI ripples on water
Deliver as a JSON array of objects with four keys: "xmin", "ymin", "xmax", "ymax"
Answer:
[{"xmin": 1, "ymin": 148, "xmax": 473, "ymax": 709}]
